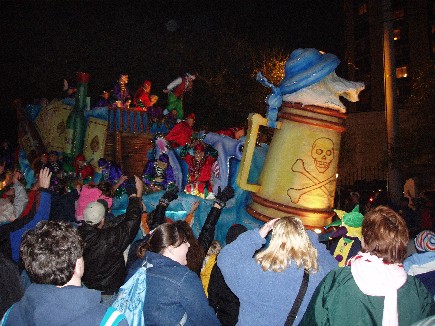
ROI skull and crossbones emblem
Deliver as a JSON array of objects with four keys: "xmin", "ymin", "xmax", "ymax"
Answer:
[
  {"xmin": 287, "ymin": 138, "xmax": 336, "ymax": 204},
  {"xmin": 311, "ymin": 137, "xmax": 334, "ymax": 173}
]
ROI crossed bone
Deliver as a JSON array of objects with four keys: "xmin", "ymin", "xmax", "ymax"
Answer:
[{"xmin": 287, "ymin": 159, "xmax": 335, "ymax": 203}]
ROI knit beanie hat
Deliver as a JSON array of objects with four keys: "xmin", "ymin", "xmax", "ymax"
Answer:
[
  {"xmin": 83, "ymin": 201, "xmax": 105, "ymax": 225},
  {"xmin": 415, "ymin": 230, "xmax": 435, "ymax": 252}
]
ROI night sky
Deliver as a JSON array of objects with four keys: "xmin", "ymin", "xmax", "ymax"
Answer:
[{"xmin": 0, "ymin": 0, "xmax": 344, "ymax": 141}]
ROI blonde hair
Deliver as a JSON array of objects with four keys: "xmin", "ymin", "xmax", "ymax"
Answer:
[
  {"xmin": 255, "ymin": 216, "xmax": 318, "ymax": 273},
  {"xmin": 207, "ymin": 240, "xmax": 221, "ymax": 256}
]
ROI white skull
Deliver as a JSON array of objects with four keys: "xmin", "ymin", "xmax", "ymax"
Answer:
[{"xmin": 311, "ymin": 138, "xmax": 334, "ymax": 173}]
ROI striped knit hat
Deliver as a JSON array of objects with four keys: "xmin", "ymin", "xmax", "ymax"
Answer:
[{"xmin": 415, "ymin": 230, "xmax": 435, "ymax": 252}]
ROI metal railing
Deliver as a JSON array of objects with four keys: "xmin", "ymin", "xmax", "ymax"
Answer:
[{"xmin": 107, "ymin": 106, "xmax": 149, "ymax": 133}]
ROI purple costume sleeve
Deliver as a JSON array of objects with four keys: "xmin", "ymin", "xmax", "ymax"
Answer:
[
  {"xmin": 112, "ymin": 83, "xmax": 131, "ymax": 102},
  {"xmin": 142, "ymin": 160, "xmax": 156, "ymax": 185}
]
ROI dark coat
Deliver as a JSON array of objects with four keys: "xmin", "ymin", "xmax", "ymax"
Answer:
[
  {"xmin": 0, "ymin": 253, "xmax": 24, "ymax": 317},
  {"xmin": 208, "ymin": 264, "xmax": 240, "ymax": 326},
  {"xmin": 78, "ymin": 196, "xmax": 142, "ymax": 293}
]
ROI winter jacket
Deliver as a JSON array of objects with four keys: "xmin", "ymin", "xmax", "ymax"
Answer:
[
  {"xmin": 217, "ymin": 229, "xmax": 338, "ymax": 326},
  {"xmin": 404, "ymin": 251, "xmax": 435, "ymax": 298},
  {"xmin": 300, "ymin": 266, "xmax": 435, "ymax": 325},
  {"xmin": 78, "ymin": 196, "xmax": 142, "ymax": 293},
  {"xmin": 49, "ymin": 189, "xmax": 79, "ymax": 223},
  {"xmin": 127, "ymin": 251, "xmax": 220, "ymax": 326},
  {"xmin": 208, "ymin": 264, "xmax": 240, "ymax": 326},
  {"xmin": 3, "ymin": 283, "xmax": 127, "ymax": 325},
  {"xmin": 12, "ymin": 182, "xmax": 28, "ymax": 219},
  {"xmin": 9, "ymin": 190, "xmax": 51, "ymax": 262},
  {"xmin": 75, "ymin": 185, "xmax": 112, "ymax": 221},
  {"xmin": 0, "ymin": 253, "xmax": 24, "ymax": 317}
]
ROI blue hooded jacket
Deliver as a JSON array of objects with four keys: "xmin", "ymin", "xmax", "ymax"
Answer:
[{"xmin": 127, "ymin": 251, "xmax": 220, "ymax": 325}]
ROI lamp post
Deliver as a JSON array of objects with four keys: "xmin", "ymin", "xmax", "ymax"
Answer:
[{"xmin": 383, "ymin": 0, "xmax": 401, "ymax": 205}]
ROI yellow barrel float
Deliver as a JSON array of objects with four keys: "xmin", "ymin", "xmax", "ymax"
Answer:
[
  {"xmin": 238, "ymin": 103, "xmax": 345, "ymax": 230},
  {"xmin": 237, "ymin": 48, "xmax": 364, "ymax": 230}
]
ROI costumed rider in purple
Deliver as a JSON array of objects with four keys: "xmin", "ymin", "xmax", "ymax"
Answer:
[
  {"xmin": 141, "ymin": 153, "xmax": 176, "ymax": 195},
  {"xmin": 96, "ymin": 158, "xmax": 127, "ymax": 198}
]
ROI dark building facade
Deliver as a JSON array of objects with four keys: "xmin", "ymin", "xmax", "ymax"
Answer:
[{"xmin": 337, "ymin": 0, "xmax": 435, "ymax": 189}]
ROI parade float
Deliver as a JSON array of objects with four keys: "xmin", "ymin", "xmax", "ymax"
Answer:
[{"xmin": 15, "ymin": 48, "xmax": 364, "ymax": 243}]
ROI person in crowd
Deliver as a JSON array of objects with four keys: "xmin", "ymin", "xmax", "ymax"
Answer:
[
  {"xmin": 49, "ymin": 178, "xmax": 79, "ymax": 223},
  {"xmin": 148, "ymin": 96, "xmax": 169, "ymax": 135},
  {"xmin": 404, "ymin": 230, "xmax": 435, "ymax": 298},
  {"xmin": 181, "ymin": 142, "xmax": 216, "ymax": 198},
  {"xmin": 45, "ymin": 151, "xmax": 63, "ymax": 177},
  {"xmin": 133, "ymin": 80, "xmax": 151, "ymax": 109},
  {"xmin": 208, "ymin": 224, "xmax": 247, "ymax": 326},
  {"xmin": 3, "ymin": 170, "xmax": 28, "ymax": 220},
  {"xmin": 74, "ymin": 154, "xmax": 94, "ymax": 183},
  {"xmin": 131, "ymin": 186, "xmax": 234, "ymax": 277},
  {"xmin": 150, "ymin": 116, "xmax": 169, "ymax": 135},
  {"xmin": 216, "ymin": 126, "xmax": 245, "ymax": 140},
  {"xmin": 125, "ymin": 221, "xmax": 220, "ymax": 325},
  {"xmin": 94, "ymin": 89, "xmax": 111, "ymax": 108},
  {"xmin": 218, "ymin": 216, "xmax": 338, "ymax": 326},
  {"xmin": 0, "ymin": 198, "xmax": 15, "ymax": 224},
  {"xmin": 343, "ymin": 191, "xmax": 360, "ymax": 212},
  {"xmin": 141, "ymin": 153, "xmax": 176, "ymax": 194},
  {"xmin": 132, "ymin": 80, "xmax": 152, "ymax": 133},
  {"xmin": 77, "ymin": 176, "xmax": 143, "ymax": 305},
  {"xmin": 326, "ymin": 205, "xmax": 364, "ymax": 267},
  {"xmin": 1, "ymin": 221, "xmax": 127, "ymax": 325},
  {"xmin": 0, "ymin": 252, "xmax": 24, "ymax": 318},
  {"xmin": 416, "ymin": 190, "xmax": 434, "ymax": 231},
  {"xmin": 200, "ymin": 240, "xmax": 221, "ymax": 296},
  {"xmin": 75, "ymin": 181, "xmax": 115, "ymax": 223},
  {"xmin": 163, "ymin": 73, "xmax": 196, "ymax": 120},
  {"xmin": 96, "ymin": 158, "xmax": 125, "ymax": 187},
  {"xmin": 111, "ymin": 73, "xmax": 131, "ymax": 105},
  {"xmin": 147, "ymin": 95, "xmax": 163, "ymax": 127},
  {"xmin": 164, "ymin": 108, "xmax": 178, "ymax": 131},
  {"xmin": 301, "ymin": 206, "xmax": 435, "ymax": 325},
  {"xmin": 398, "ymin": 196, "xmax": 419, "ymax": 238},
  {"xmin": 165, "ymin": 112, "xmax": 196, "ymax": 148},
  {"xmin": 0, "ymin": 140, "xmax": 14, "ymax": 170},
  {"xmin": 31, "ymin": 153, "xmax": 48, "ymax": 175},
  {"xmin": 0, "ymin": 168, "xmax": 52, "ymax": 263}
]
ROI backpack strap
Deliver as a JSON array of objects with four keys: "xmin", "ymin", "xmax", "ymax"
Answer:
[
  {"xmin": 100, "ymin": 306, "xmax": 126, "ymax": 326},
  {"xmin": 284, "ymin": 270, "xmax": 310, "ymax": 326},
  {"xmin": 0, "ymin": 304, "xmax": 14, "ymax": 326}
]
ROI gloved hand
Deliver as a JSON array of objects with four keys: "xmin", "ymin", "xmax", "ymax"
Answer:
[
  {"xmin": 159, "ymin": 187, "xmax": 179, "ymax": 207},
  {"xmin": 214, "ymin": 186, "xmax": 235, "ymax": 208}
]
